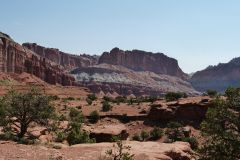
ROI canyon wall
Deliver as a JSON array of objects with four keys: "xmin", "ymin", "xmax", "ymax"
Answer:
[
  {"xmin": 23, "ymin": 43, "xmax": 98, "ymax": 70},
  {"xmin": 0, "ymin": 32, "xmax": 74, "ymax": 86},
  {"xmin": 98, "ymin": 47, "xmax": 188, "ymax": 80}
]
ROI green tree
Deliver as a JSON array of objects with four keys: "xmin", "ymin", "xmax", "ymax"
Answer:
[
  {"xmin": 199, "ymin": 88, "xmax": 240, "ymax": 160},
  {"xmin": 0, "ymin": 88, "xmax": 55, "ymax": 139}
]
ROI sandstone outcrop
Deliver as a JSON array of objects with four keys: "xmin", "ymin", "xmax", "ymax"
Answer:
[
  {"xmin": 191, "ymin": 57, "xmax": 240, "ymax": 92},
  {"xmin": 148, "ymin": 96, "xmax": 211, "ymax": 121},
  {"xmin": 83, "ymin": 124, "xmax": 128, "ymax": 142},
  {"xmin": 0, "ymin": 141, "xmax": 194, "ymax": 160},
  {"xmin": 99, "ymin": 47, "xmax": 188, "ymax": 80},
  {"xmin": 0, "ymin": 32, "xmax": 74, "ymax": 86},
  {"xmin": 23, "ymin": 43, "xmax": 98, "ymax": 70}
]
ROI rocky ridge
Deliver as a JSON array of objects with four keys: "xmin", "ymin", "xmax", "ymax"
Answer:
[
  {"xmin": 99, "ymin": 47, "xmax": 188, "ymax": 80},
  {"xmin": 190, "ymin": 57, "xmax": 240, "ymax": 92}
]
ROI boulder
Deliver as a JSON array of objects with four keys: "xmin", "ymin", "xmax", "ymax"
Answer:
[{"xmin": 83, "ymin": 124, "xmax": 128, "ymax": 142}]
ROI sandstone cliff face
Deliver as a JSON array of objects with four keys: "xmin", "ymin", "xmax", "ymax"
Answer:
[
  {"xmin": 23, "ymin": 43, "xmax": 98, "ymax": 70},
  {"xmin": 0, "ymin": 32, "xmax": 74, "ymax": 86},
  {"xmin": 190, "ymin": 58, "xmax": 240, "ymax": 92},
  {"xmin": 98, "ymin": 48, "xmax": 188, "ymax": 80}
]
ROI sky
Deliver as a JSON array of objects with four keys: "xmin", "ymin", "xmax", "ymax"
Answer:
[{"xmin": 1, "ymin": 0, "xmax": 240, "ymax": 73}]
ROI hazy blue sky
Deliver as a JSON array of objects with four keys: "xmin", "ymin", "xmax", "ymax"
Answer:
[{"xmin": 1, "ymin": 0, "xmax": 240, "ymax": 73}]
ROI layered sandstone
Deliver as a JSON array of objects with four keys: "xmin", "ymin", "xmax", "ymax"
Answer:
[
  {"xmin": 98, "ymin": 47, "xmax": 188, "ymax": 79},
  {"xmin": 0, "ymin": 32, "xmax": 74, "ymax": 86},
  {"xmin": 71, "ymin": 63, "xmax": 199, "ymax": 96},
  {"xmin": 0, "ymin": 141, "xmax": 194, "ymax": 160},
  {"xmin": 147, "ymin": 96, "xmax": 212, "ymax": 122},
  {"xmin": 191, "ymin": 57, "xmax": 240, "ymax": 92},
  {"xmin": 23, "ymin": 43, "xmax": 98, "ymax": 70}
]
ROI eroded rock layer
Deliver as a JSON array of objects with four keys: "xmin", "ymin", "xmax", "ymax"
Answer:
[
  {"xmin": 23, "ymin": 43, "xmax": 98, "ymax": 70},
  {"xmin": 0, "ymin": 32, "xmax": 74, "ymax": 85},
  {"xmin": 99, "ymin": 47, "xmax": 188, "ymax": 80}
]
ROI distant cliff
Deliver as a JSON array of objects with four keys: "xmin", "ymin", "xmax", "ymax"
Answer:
[
  {"xmin": 0, "ymin": 32, "xmax": 74, "ymax": 86},
  {"xmin": 23, "ymin": 43, "xmax": 98, "ymax": 70},
  {"xmin": 98, "ymin": 48, "xmax": 188, "ymax": 80},
  {"xmin": 190, "ymin": 57, "xmax": 240, "ymax": 92}
]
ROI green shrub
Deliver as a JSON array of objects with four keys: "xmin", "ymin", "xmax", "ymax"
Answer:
[
  {"xmin": 206, "ymin": 89, "xmax": 218, "ymax": 97},
  {"xmin": 150, "ymin": 127, "xmax": 163, "ymax": 140},
  {"xmin": 66, "ymin": 96, "xmax": 75, "ymax": 101},
  {"xmin": 182, "ymin": 137, "xmax": 198, "ymax": 150},
  {"xmin": 87, "ymin": 94, "xmax": 97, "ymax": 101},
  {"xmin": 89, "ymin": 110, "xmax": 100, "ymax": 123},
  {"xmin": 67, "ymin": 128, "xmax": 95, "ymax": 145},
  {"xmin": 132, "ymin": 133, "xmax": 141, "ymax": 141},
  {"xmin": 165, "ymin": 122, "xmax": 184, "ymax": 142},
  {"xmin": 140, "ymin": 130, "xmax": 149, "ymax": 141},
  {"xmin": 102, "ymin": 101, "xmax": 112, "ymax": 112},
  {"xmin": 103, "ymin": 96, "xmax": 112, "ymax": 102},
  {"xmin": 165, "ymin": 92, "xmax": 187, "ymax": 102},
  {"xmin": 55, "ymin": 131, "xmax": 67, "ymax": 142},
  {"xmin": 86, "ymin": 98, "xmax": 93, "ymax": 105},
  {"xmin": 69, "ymin": 108, "xmax": 85, "ymax": 123},
  {"xmin": 49, "ymin": 95, "xmax": 60, "ymax": 100}
]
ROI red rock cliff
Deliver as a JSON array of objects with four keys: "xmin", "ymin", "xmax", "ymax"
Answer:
[
  {"xmin": 98, "ymin": 48, "xmax": 187, "ymax": 79},
  {"xmin": 0, "ymin": 32, "xmax": 74, "ymax": 86},
  {"xmin": 23, "ymin": 43, "xmax": 98, "ymax": 70}
]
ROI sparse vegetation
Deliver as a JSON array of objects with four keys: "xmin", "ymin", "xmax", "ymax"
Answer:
[
  {"xmin": 150, "ymin": 127, "xmax": 163, "ymax": 140},
  {"xmin": 182, "ymin": 137, "xmax": 198, "ymax": 150},
  {"xmin": 89, "ymin": 110, "xmax": 100, "ymax": 123},
  {"xmin": 140, "ymin": 130, "xmax": 149, "ymax": 141},
  {"xmin": 105, "ymin": 138, "xmax": 134, "ymax": 160},
  {"xmin": 165, "ymin": 122, "xmax": 184, "ymax": 142},
  {"xmin": 206, "ymin": 89, "xmax": 218, "ymax": 97},
  {"xmin": 165, "ymin": 92, "xmax": 187, "ymax": 102},
  {"xmin": 86, "ymin": 98, "xmax": 93, "ymax": 105},
  {"xmin": 132, "ymin": 133, "xmax": 141, "ymax": 141},
  {"xmin": 87, "ymin": 94, "xmax": 97, "ymax": 101},
  {"xmin": 102, "ymin": 101, "xmax": 112, "ymax": 112}
]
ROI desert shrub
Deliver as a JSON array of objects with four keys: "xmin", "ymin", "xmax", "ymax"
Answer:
[
  {"xmin": 55, "ymin": 131, "xmax": 67, "ymax": 142},
  {"xmin": 69, "ymin": 108, "xmax": 85, "ymax": 123},
  {"xmin": 102, "ymin": 101, "xmax": 112, "ymax": 112},
  {"xmin": 140, "ymin": 130, "xmax": 149, "ymax": 141},
  {"xmin": 165, "ymin": 122, "xmax": 184, "ymax": 142},
  {"xmin": 66, "ymin": 96, "xmax": 75, "ymax": 101},
  {"xmin": 105, "ymin": 139, "xmax": 134, "ymax": 160},
  {"xmin": 0, "ymin": 88, "xmax": 55, "ymax": 139},
  {"xmin": 67, "ymin": 125, "xmax": 95, "ymax": 145},
  {"xmin": 206, "ymin": 89, "xmax": 218, "ymax": 97},
  {"xmin": 182, "ymin": 137, "xmax": 198, "ymax": 150},
  {"xmin": 86, "ymin": 98, "xmax": 93, "ymax": 105},
  {"xmin": 132, "ymin": 133, "xmax": 141, "ymax": 141},
  {"xmin": 49, "ymin": 95, "xmax": 60, "ymax": 100},
  {"xmin": 87, "ymin": 94, "xmax": 97, "ymax": 101},
  {"xmin": 114, "ymin": 96, "xmax": 127, "ymax": 104},
  {"xmin": 165, "ymin": 92, "xmax": 187, "ymax": 102},
  {"xmin": 58, "ymin": 114, "xmax": 67, "ymax": 121},
  {"xmin": 89, "ymin": 110, "xmax": 100, "ymax": 123},
  {"xmin": 103, "ymin": 96, "xmax": 112, "ymax": 102},
  {"xmin": 150, "ymin": 127, "xmax": 163, "ymax": 140}
]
